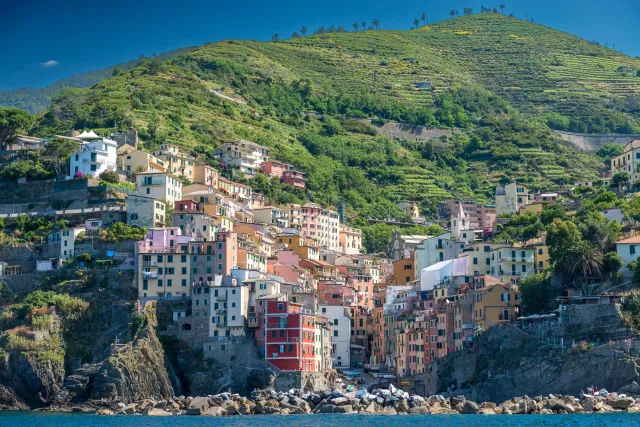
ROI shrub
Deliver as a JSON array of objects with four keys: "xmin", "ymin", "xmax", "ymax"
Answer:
[
  {"xmin": 99, "ymin": 170, "xmax": 120, "ymax": 184},
  {"xmin": 31, "ymin": 314, "xmax": 51, "ymax": 331},
  {"xmin": 129, "ymin": 313, "xmax": 147, "ymax": 337},
  {"xmin": 23, "ymin": 290, "xmax": 89, "ymax": 321},
  {"xmin": 75, "ymin": 253, "xmax": 92, "ymax": 263}
]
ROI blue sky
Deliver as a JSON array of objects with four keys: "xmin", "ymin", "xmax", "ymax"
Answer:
[{"xmin": 1, "ymin": 0, "xmax": 638, "ymax": 90}]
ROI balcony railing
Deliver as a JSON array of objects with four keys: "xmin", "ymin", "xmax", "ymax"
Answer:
[
  {"xmin": 142, "ymin": 261, "xmax": 157, "ymax": 267},
  {"xmin": 142, "ymin": 271, "xmax": 158, "ymax": 279},
  {"xmin": 499, "ymin": 256, "xmax": 534, "ymax": 263}
]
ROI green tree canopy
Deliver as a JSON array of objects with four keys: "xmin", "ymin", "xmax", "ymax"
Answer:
[{"xmin": 0, "ymin": 107, "xmax": 32, "ymax": 149}]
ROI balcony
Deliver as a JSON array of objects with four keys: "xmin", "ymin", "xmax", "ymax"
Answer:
[
  {"xmin": 215, "ymin": 293, "xmax": 227, "ymax": 301},
  {"xmin": 499, "ymin": 256, "xmax": 534, "ymax": 263},
  {"xmin": 142, "ymin": 271, "xmax": 158, "ymax": 279},
  {"xmin": 142, "ymin": 261, "xmax": 157, "ymax": 267}
]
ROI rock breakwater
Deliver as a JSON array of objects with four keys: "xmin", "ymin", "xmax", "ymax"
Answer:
[{"xmin": 41, "ymin": 382, "xmax": 640, "ymax": 416}]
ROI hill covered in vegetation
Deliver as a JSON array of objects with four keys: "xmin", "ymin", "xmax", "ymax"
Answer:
[
  {"xmin": 0, "ymin": 47, "xmax": 197, "ymax": 114},
  {"xmin": 26, "ymin": 13, "xmax": 640, "ymax": 251}
]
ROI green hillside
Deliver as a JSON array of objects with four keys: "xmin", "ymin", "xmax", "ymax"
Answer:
[
  {"xmin": 26, "ymin": 13, "xmax": 640, "ymax": 250},
  {"xmin": 0, "ymin": 47, "xmax": 197, "ymax": 114}
]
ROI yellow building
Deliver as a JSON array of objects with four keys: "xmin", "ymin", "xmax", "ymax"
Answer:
[
  {"xmin": 281, "ymin": 203, "xmax": 302, "ymax": 230},
  {"xmin": 535, "ymin": 244, "xmax": 550, "ymax": 272},
  {"xmin": 138, "ymin": 242, "xmax": 192, "ymax": 303},
  {"xmin": 611, "ymin": 139, "xmax": 640, "ymax": 186},
  {"xmin": 473, "ymin": 284, "xmax": 521, "ymax": 329},
  {"xmin": 276, "ymin": 233, "xmax": 320, "ymax": 261}
]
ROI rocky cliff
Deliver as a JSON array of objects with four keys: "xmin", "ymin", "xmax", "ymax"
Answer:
[
  {"xmin": 417, "ymin": 325, "xmax": 640, "ymax": 403},
  {"xmin": 61, "ymin": 303, "xmax": 175, "ymax": 403}
]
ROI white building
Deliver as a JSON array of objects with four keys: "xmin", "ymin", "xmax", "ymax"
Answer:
[
  {"xmin": 616, "ymin": 236, "xmax": 640, "ymax": 271},
  {"xmin": 414, "ymin": 233, "xmax": 465, "ymax": 273},
  {"xmin": 208, "ymin": 277, "xmax": 249, "ymax": 339},
  {"xmin": 135, "ymin": 171, "xmax": 183, "ymax": 205},
  {"xmin": 48, "ymin": 226, "xmax": 85, "ymax": 259},
  {"xmin": 318, "ymin": 303, "xmax": 350, "ymax": 367},
  {"xmin": 496, "ymin": 182, "xmax": 530, "ymax": 216},
  {"xmin": 214, "ymin": 139, "xmax": 269, "ymax": 176},
  {"xmin": 68, "ymin": 131, "xmax": 117, "ymax": 179}
]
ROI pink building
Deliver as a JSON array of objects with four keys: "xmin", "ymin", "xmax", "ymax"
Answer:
[
  {"xmin": 301, "ymin": 202, "xmax": 323, "ymax": 241},
  {"xmin": 137, "ymin": 227, "xmax": 192, "ymax": 253},
  {"xmin": 281, "ymin": 170, "xmax": 306, "ymax": 189},
  {"xmin": 214, "ymin": 230, "xmax": 238, "ymax": 275},
  {"xmin": 174, "ymin": 200, "xmax": 200, "ymax": 212},
  {"xmin": 260, "ymin": 161, "xmax": 289, "ymax": 178}
]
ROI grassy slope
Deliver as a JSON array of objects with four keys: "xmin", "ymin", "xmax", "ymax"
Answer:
[{"xmin": 31, "ymin": 14, "xmax": 638, "ymax": 227}]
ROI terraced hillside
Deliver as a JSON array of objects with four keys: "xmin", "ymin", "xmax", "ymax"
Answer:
[{"xmin": 26, "ymin": 13, "xmax": 637, "ymax": 250}]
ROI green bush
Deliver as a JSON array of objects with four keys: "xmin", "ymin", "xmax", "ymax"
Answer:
[
  {"xmin": 23, "ymin": 290, "xmax": 89, "ymax": 321},
  {"xmin": 99, "ymin": 170, "xmax": 120, "ymax": 184}
]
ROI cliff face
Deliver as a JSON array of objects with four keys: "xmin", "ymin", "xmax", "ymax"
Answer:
[
  {"xmin": 62, "ymin": 303, "xmax": 175, "ymax": 403},
  {"xmin": 418, "ymin": 325, "xmax": 640, "ymax": 403},
  {"xmin": 0, "ymin": 350, "xmax": 64, "ymax": 407}
]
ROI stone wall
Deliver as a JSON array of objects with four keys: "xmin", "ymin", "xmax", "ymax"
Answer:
[
  {"xmin": 370, "ymin": 121, "xmax": 453, "ymax": 142},
  {"xmin": 273, "ymin": 371, "xmax": 332, "ymax": 392},
  {"xmin": 558, "ymin": 304, "xmax": 629, "ymax": 341},
  {"xmin": 554, "ymin": 130, "xmax": 640, "ymax": 151}
]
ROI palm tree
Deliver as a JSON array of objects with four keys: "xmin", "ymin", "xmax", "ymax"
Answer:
[
  {"xmin": 567, "ymin": 241, "xmax": 604, "ymax": 285},
  {"xmin": 413, "ymin": 18, "xmax": 420, "ymax": 28},
  {"xmin": 353, "ymin": 22, "xmax": 359, "ymax": 31},
  {"xmin": 499, "ymin": 4, "xmax": 505, "ymax": 14},
  {"xmin": 272, "ymin": 33, "xmax": 279, "ymax": 42},
  {"xmin": 372, "ymin": 18, "xmax": 380, "ymax": 29},
  {"xmin": 362, "ymin": 21, "xmax": 366, "ymax": 30},
  {"xmin": 463, "ymin": 8, "xmax": 473, "ymax": 15},
  {"xmin": 450, "ymin": 9, "xmax": 456, "ymax": 18},
  {"xmin": 455, "ymin": 10, "xmax": 459, "ymax": 16},
  {"xmin": 421, "ymin": 13, "xmax": 426, "ymax": 25},
  {"xmin": 301, "ymin": 26, "xmax": 307, "ymax": 36}
]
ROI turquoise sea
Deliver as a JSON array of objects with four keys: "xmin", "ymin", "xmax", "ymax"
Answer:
[{"xmin": 0, "ymin": 413, "xmax": 639, "ymax": 426}]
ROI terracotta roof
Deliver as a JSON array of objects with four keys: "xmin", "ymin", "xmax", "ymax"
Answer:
[{"xmin": 617, "ymin": 236, "xmax": 640, "ymax": 244}]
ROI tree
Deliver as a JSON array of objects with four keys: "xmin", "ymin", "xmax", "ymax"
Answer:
[
  {"xmin": 421, "ymin": 13, "xmax": 426, "ymax": 25},
  {"xmin": 0, "ymin": 107, "xmax": 32, "ymax": 150},
  {"xmin": 546, "ymin": 218, "xmax": 582, "ymax": 267},
  {"xmin": 292, "ymin": 32, "xmax": 300, "ymax": 38},
  {"xmin": 43, "ymin": 138, "xmax": 79, "ymax": 178},
  {"xmin": 605, "ymin": 252, "xmax": 623, "ymax": 275},
  {"xmin": 499, "ymin": 4, "xmax": 506, "ymax": 14},
  {"xmin": 372, "ymin": 19, "xmax": 380, "ymax": 29},
  {"xmin": 362, "ymin": 21, "xmax": 366, "ymax": 30},
  {"xmin": 450, "ymin": 9, "xmax": 456, "ymax": 18},
  {"xmin": 567, "ymin": 241, "xmax": 604, "ymax": 284},
  {"xmin": 519, "ymin": 273, "xmax": 549, "ymax": 315},
  {"xmin": 455, "ymin": 10, "xmax": 459, "ymax": 16},
  {"xmin": 413, "ymin": 18, "xmax": 420, "ymax": 28},
  {"xmin": 540, "ymin": 203, "xmax": 566, "ymax": 226},
  {"xmin": 353, "ymin": 22, "xmax": 359, "ymax": 32},
  {"xmin": 112, "ymin": 67, "xmax": 122, "ymax": 76},
  {"xmin": 612, "ymin": 171, "xmax": 629, "ymax": 187},
  {"xmin": 300, "ymin": 25, "xmax": 307, "ymax": 35},
  {"xmin": 272, "ymin": 33, "xmax": 280, "ymax": 42},
  {"xmin": 145, "ymin": 58, "xmax": 164, "ymax": 75},
  {"xmin": 463, "ymin": 8, "xmax": 473, "ymax": 15}
]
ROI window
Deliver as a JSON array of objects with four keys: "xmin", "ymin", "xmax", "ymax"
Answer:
[
  {"xmin": 271, "ymin": 331, "xmax": 276, "ymax": 338},
  {"xmin": 167, "ymin": 279, "xmax": 172, "ymax": 287},
  {"xmin": 157, "ymin": 255, "xmax": 163, "ymax": 262},
  {"xmin": 334, "ymin": 330, "xmax": 338, "ymax": 337},
  {"xmin": 280, "ymin": 330, "xmax": 284, "ymax": 337},
  {"xmin": 501, "ymin": 293, "xmax": 510, "ymax": 302},
  {"xmin": 182, "ymin": 279, "xmax": 187, "ymax": 287},
  {"xmin": 473, "ymin": 258, "xmax": 478, "ymax": 265},
  {"xmin": 631, "ymin": 245, "xmax": 636, "ymax": 255}
]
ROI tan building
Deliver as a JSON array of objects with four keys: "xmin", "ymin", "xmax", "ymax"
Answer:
[
  {"xmin": 127, "ymin": 195, "xmax": 165, "ymax": 228},
  {"xmin": 282, "ymin": 203, "xmax": 302, "ymax": 230},
  {"xmin": 153, "ymin": 144, "xmax": 195, "ymax": 179},
  {"xmin": 489, "ymin": 246, "xmax": 535, "ymax": 283},
  {"xmin": 119, "ymin": 150, "xmax": 167, "ymax": 175},
  {"xmin": 193, "ymin": 163, "xmax": 220, "ymax": 187},
  {"xmin": 473, "ymin": 283, "xmax": 521, "ymax": 329},
  {"xmin": 339, "ymin": 225, "xmax": 362, "ymax": 255},
  {"xmin": 611, "ymin": 139, "xmax": 640, "ymax": 186},
  {"xmin": 254, "ymin": 207, "xmax": 289, "ymax": 228}
]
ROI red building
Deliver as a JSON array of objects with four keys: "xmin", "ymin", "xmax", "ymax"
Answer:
[
  {"xmin": 281, "ymin": 170, "xmax": 306, "ymax": 189},
  {"xmin": 265, "ymin": 300, "xmax": 317, "ymax": 371}
]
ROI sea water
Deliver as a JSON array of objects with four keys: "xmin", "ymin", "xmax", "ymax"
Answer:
[{"xmin": 0, "ymin": 412, "xmax": 639, "ymax": 427}]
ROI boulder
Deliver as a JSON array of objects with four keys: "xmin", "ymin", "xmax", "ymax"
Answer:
[
  {"xmin": 187, "ymin": 396, "xmax": 210, "ymax": 415},
  {"xmin": 146, "ymin": 408, "xmax": 171, "ymax": 416},
  {"xmin": 608, "ymin": 396, "xmax": 635, "ymax": 410},
  {"xmin": 394, "ymin": 399, "xmax": 409, "ymax": 413},
  {"xmin": 459, "ymin": 401, "xmax": 479, "ymax": 414},
  {"xmin": 321, "ymin": 404, "xmax": 336, "ymax": 413},
  {"xmin": 202, "ymin": 406, "xmax": 226, "ymax": 416},
  {"xmin": 334, "ymin": 405, "xmax": 354, "ymax": 414},
  {"xmin": 330, "ymin": 397, "xmax": 348, "ymax": 406},
  {"xmin": 221, "ymin": 400, "xmax": 239, "ymax": 415},
  {"xmin": 408, "ymin": 406, "xmax": 430, "ymax": 414},
  {"xmin": 363, "ymin": 402, "xmax": 378, "ymax": 413}
]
